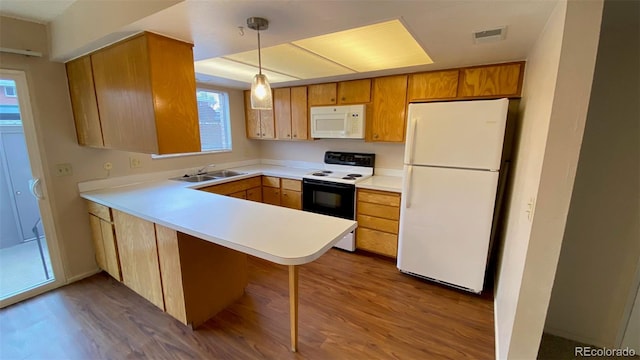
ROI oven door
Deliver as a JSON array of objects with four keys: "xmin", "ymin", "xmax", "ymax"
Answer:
[{"xmin": 302, "ymin": 179, "xmax": 355, "ymax": 220}]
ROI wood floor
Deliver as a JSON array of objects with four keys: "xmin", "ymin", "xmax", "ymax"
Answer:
[{"xmin": 0, "ymin": 249, "xmax": 495, "ymax": 359}]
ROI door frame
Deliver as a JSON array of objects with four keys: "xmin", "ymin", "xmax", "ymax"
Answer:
[{"xmin": 0, "ymin": 69, "xmax": 66, "ymax": 308}]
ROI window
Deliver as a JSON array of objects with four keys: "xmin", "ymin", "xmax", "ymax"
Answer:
[
  {"xmin": 197, "ymin": 89, "xmax": 232, "ymax": 152},
  {"xmin": 4, "ymin": 85, "xmax": 16, "ymax": 97}
]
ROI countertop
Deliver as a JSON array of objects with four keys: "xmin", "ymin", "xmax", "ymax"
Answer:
[
  {"xmin": 357, "ymin": 175, "xmax": 403, "ymax": 193},
  {"xmin": 80, "ymin": 164, "xmax": 356, "ymax": 266}
]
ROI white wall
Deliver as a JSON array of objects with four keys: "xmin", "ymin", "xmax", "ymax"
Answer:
[
  {"xmin": 0, "ymin": 16, "xmax": 260, "ymax": 281},
  {"xmin": 494, "ymin": 1, "xmax": 603, "ymax": 358},
  {"xmin": 544, "ymin": 0, "xmax": 640, "ymax": 348},
  {"xmin": 259, "ymin": 140, "xmax": 405, "ymax": 170}
]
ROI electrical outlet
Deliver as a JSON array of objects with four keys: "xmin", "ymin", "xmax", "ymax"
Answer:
[
  {"xmin": 104, "ymin": 162, "xmax": 113, "ymax": 171},
  {"xmin": 55, "ymin": 163, "xmax": 73, "ymax": 177},
  {"xmin": 129, "ymin": 157, "xmax": 142, "ymax": 169}
]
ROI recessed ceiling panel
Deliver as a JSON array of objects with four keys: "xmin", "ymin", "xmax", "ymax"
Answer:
[
  {"xmin": 225, "ymin": 44, "xmax": 356, "ymax": 79},
  {"xmin": 194, "ymin": 58, "xmax": 298, "ymax": 84},
  {"xmin": 293, "ymin": 19, "xmax": 433, "ymax": 72}
]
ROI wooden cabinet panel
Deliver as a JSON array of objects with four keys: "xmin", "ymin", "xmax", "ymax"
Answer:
[
  {"xmin": 200, "ymin": 176, "xmax": 261, "ymax": 195},
  {"xmin": 458, "ymin": 63, "xmax": 523, "ymax": 98},
  {"xmin": 281, "ymin": 179, "xmax": 302, "ymax": 191},
  {"xmin": 357, "ymin": 202, "xmax": 400, "ymax": 220},
  {"xmin": 281, "ymin": 189, "xmax": 302, "ymax": 210},
  {"xmin": 154, "ymin": 225, "xmax": 187, "ymax": 324},
  {"xmin": 100, "ymin": 219, "xmax": 121, "ymax": 281},
  {"xmin": 356, "ymin": 228, "xmax": 398, "ymax": 258},
  {"xmin": 87, "ymin": 201, "xmax": 111, "ymax": 221},
  {"xmin": 66, "ymin": 56, "xmax": 104, "ymax": 147},
  {"xmin": 357, "ymin": 214, "xmax": 399, "ymax": 234},
  {"xmin": 262, "ymin": 187, "xmax": 281, "ymax": 206},
  {"xmin": 262, "ymin": 176, "xmax": 280, "ymax": 188},
  {"xmin": 113, "ymin": 210, "xmax": 164, "ymax": 310},
  {"xmin": 229, "ymin": 191, "xmax": 247, "ymax": 199},
  {"xmin": 260, "ymin": 107, "xmax": 275, "ymax": 139},
  {"xmin": 244, "ymin": 91, "xmax": 261, "ymax": 139},
  {"xmin": 408, "ymin": 70, "xmax": 459, "ymax": 101},
  {"xmin": 290, "ymin": 86, "xmax": 308, "ymax": 140},
  {"xmin": 370, "ymin": 75, "xmax": 408, "ymax": 142},
  {"xmin": 89, "ymin": 214, "xmax": 107, "ymax": 271},
  {"xmin": 308, "ymin": 83, "xmax": 337, "ymax": 105},
  {"xmin": 338, "ymin": 79, "xmax": 371, "ymax": 104},
  {"xmin": 358, "ymin": 189, "xmax": 400, "ymax": 207},
  {"xmin": 246, "ymin": 186, "xmax": 263, "ymax": 202},
  {"xmin": 274, "ymin": 88, "xmax": 292, "ymax": 140}
]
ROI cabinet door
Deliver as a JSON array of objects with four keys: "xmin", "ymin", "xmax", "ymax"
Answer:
[
  {"xmin": 100, "ymin": 219, "xmax": 122, "ymax": 281},
  {"xmin": 229, "ymin": 190, "xmax": 248, "ymax": 199},
  {"xmin": 355, "ymin": 228, "xmax": 398, "ymax": 258},
  {"xmin": 290, "ymin": 86, "xmax": 308, "ymax": 140},
  {"xmin": 113, "ymin": 210, "xmax": 164, "ymax": 310},
  {"xmin": 244, "ymin": 91, "xmax": 261, "ymax": 139},
  {"xmin": 370, "ymin": 75, "xmax": 408, "ymax": 142},
  {"xmin": 91, "ymin": 35, "xmax": 159, "ymax": 153},
  {"xmin": 281, "ymin": 189, "xmax": 302, "ymax": 210},
  {"xmin": 89, "ymin": 214, "xmax": 107, "ymax": 271},
  {"xmin": 308, "ymin": 83, "xmax": 337, "ymax": 105},
  {"xmin": 66, "ymin": 56, "xmax": 104, "ymax": 147},
  {"xmin": 458, "ymin": 63, "xmax": 523, "ymax": 98},
  {"xmin": 246, "ymin": 186, "xmax": 263, "ymax": 202},
  {"xmin": 262, "ymin": 187, "xmax": 281, "ymax": 205},
  {"xmin": 274, "ymin": 88, "xmax": 292, "ymax": 140},
  {"xmin": 259, "ymin": 107, "xmax": 275, "ymax": 139},
  {"xmin": 338, "ymin": 79, "xmax": 371, "ymax": 104},
  {"xmin": 408, "ymin": 70, "xmax": 459, "ymax": 101}
]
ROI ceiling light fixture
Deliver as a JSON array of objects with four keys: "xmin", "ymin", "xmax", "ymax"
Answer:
[{"xmin": 247, "ymin": 17, "xmax": 272, "ymax": 110}]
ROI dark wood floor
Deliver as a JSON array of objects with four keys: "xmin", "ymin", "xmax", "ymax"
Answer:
[{"xmin": 0, "ymin": 249, "xmax": 495, "ymax": 359}]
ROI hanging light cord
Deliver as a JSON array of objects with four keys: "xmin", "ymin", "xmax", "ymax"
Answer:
[{"xmin": 257, "ymin": 29, "xmax": 263, "ymax": 75}]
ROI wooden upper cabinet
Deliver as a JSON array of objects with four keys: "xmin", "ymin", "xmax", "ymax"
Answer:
[
  {"xmin": 66, "ymin": 56, "xmax": 104, "ymax": 148},
  {"xmin": 408, "ymin": 70, "xmax": 459, "ymax": 102},
  {"xmin": 84, "ymin": 32, "xmax": 200, "ymax": 154},
  {"xmin": 308, "ymin": 83, "xmax": 337, "ymax": 106},
  {"xmin": 338, "ymin": 79, "xmax": 371, "ymax": 104},
  {"xmin": 243, "ymin": 90, "xmax": 274, "ymax": 139},
  {"xmin": 274, "ymin": 86, "xmax": 308, "ymax": 141},
  {"xmin": 458, "ymin": 62, "xmax": 524, "ymax": 98},
  {"xmin": 369, "ymin": 75, "xmax": 408, "ymax": 142}
]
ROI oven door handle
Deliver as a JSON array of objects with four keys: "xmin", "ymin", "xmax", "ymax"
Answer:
[{"xmin": 302, "ymin": 179, "xmax": 355, "ymax": 190}]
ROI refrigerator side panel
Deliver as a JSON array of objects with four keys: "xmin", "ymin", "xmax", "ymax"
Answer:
[
  {"xmin": 397, "ymin": 166, "xmax": 499, "ymax": 292},
  {"xmin": 407, "ymin": 99, "xmax": 508, "ymax": 170}
]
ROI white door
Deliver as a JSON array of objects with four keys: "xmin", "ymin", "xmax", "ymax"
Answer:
[
  {"xmin": 397, "ymin": 165, "xmax": 499, "ymax": 293},
  {"xmin": 0, "ymin": 70, "xmax": 65, "ymax": 307},
  {"xmin": 405, "ymin": 99, "xmax": 509, "ymax": 170}
]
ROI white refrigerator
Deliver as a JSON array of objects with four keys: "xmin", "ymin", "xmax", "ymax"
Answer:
[{"xmin": 397, "ymin": 98, "xmax": 509, "ymax": 293}]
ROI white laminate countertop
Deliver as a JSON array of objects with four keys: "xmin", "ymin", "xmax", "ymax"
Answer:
[
  {"xmin": 80, "ymin": 165, "xmax": 356, "ymax": 266},
  {"xmin": 357, "ymin": 175, "xmax": 403, "ymax": 193}
]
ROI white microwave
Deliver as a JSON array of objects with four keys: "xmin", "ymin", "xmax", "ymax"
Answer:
[{"xmin": 310, "ymin": 104, "xmax": 365, "ymax": 139}]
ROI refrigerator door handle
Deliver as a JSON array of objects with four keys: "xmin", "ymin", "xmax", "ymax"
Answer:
[
  {"xmin": 404, "ymin": 165, "xmax": 413, "ymax": 208},
  {"xmin": 405, "ymin": 117, "xmax": 418, "ymax": 164}
]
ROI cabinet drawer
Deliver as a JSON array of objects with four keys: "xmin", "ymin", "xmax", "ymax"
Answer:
[
  {"xmin": 357, "ymin": 214, "xmax": 399, "ymax": 234},
  {"xmin": 357, "ymin": 189, "xmax": 400, "ymax": 206},
  {"xmin": 87, "ymin": 201, "xmax": 112, "ymax": 221},
  {"xmin": 356, "ymin": 228, "xmax": 398, "ymax": 258},
  {"xmin": 281, "ymin": 178, "xmax": 302, "ymax": 191},
  {"xmin": 357, "ymin": 202, "xmax": 400, "ymax": 220},
  {"xmin": 281, "ymin": 189, "xmax": 302, "ymax": 210},
  {"xmin": 262, "ymin": 176, "xmax": 280, "ymax": 188},
  {"xmin": 202, "ymin": 176, "xmax": 261, "ymax": 195}
]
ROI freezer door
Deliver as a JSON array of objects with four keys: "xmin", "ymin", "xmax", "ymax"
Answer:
[
  {"xmin": 398, "ymin": 165, "xmax": 499, "ymax": 293},
  {"xmin": 405, "ymin": 98, "xmax": 508, "ymax": 170}
]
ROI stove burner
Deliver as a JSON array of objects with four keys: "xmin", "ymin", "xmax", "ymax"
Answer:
[
  {"xmin": 342, "ymin": 176, "xmax": 356, "ymax": 180},
  {"xmin": 321, "ymin": 170, "xmax": 333, "ymax": 174},
  {"xmin": 346, "ymin": 174, "xmax": 363, "ymax": 177},
  {"xmin": 312, "ymin": 172, "xmax": 329, "ymax": 176}
]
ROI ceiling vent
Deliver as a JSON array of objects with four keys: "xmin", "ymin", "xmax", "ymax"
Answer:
[{"xmin": 473, "ymin": 26, "xmax": 507, "ymax": 44}]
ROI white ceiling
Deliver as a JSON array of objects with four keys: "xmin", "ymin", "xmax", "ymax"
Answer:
[
  {"xmin": 0, "ymin": 0, "xmax": 558, "ymax": 89},
  {"xmin": 0, "ymin": 0, "xmax": 75, "ymax": 23}
]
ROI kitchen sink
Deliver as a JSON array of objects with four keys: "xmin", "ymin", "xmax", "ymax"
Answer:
[{"xmin": 170, "ymin": 170, "xmax": 247, "ymax": 183}]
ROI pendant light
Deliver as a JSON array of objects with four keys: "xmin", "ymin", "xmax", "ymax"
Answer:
[{"xmin": 247, "ymin": 17, "xmax": 272, "ymax": 110}]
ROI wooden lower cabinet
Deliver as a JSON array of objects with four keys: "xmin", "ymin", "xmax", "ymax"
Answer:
[
  {"xmin": 262, "ymin": 186, "xmax": 281, "ymax": 206},
  {"xmin": 281, "ymin": 178, "xmax": 302, "ymax": 210},
  {"xmin": 355, "ymin": 189, "xmax": 401, "ymax": 258},
  {"xmin": 246, "ymin": 186, "xmax": 262, "ymax": 202},
  {"xmin": 87, "ymin": 201, "xmax": 121, "ymax": 281}
]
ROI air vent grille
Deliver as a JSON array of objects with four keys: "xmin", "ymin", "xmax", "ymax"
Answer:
[{"xmin": 473, "ymin": 26, "xmax": 507, "ymax": 44}]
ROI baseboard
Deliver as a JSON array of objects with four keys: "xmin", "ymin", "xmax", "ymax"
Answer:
[{"xmin": 66, "ymin": 268, "xmax": 101, "ymax": 284}]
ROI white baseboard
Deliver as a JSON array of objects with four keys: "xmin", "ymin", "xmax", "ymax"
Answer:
[{"xmin": 66, "ymin": 268, "xmax": 101, "ymax": 284}]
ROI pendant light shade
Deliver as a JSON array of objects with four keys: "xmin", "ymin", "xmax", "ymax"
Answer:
[{"xmin": 247, "ymin": 17, "xmax": 272, "ymax": 110}]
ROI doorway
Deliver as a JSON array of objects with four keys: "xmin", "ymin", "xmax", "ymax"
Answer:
[{"xmin": 0, "ymin": 70, "xmax": 64, "ymax": 306}]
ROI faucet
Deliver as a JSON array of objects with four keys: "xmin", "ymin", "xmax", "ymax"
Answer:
[{"xmin": 196, "ymin": 163, "xmax": 216, "ymax": 175}]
